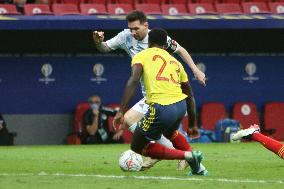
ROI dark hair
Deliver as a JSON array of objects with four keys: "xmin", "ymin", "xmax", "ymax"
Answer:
[
  {"xmin": 148, "ymin": 28, "xmax": 168, "ymax": 47},
  {"xmin": 126, "ymin": 10, "xmax": 147, "ymax": 23}
]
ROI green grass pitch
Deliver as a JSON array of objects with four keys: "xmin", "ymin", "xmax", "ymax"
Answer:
[{"xmin": 0, "ymin": 143, "xmax": 283, "ymax": 189}]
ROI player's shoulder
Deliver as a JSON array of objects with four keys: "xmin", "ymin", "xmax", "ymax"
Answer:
[{"xmin": 119, "ymin": 29, "xmax": 131, "ymax": 36}]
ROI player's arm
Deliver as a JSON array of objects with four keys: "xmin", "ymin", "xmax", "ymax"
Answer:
[
  {"xmin": 166, "ymin": 38, "xmax": 206, "ymax": 86},
  {"xmin": 114, "ymin": 64, "xmax": 143, "ymax": 125},
  {"xmin": 181, "ymin": 81, "xmax": 199, "ymax": 139},
  {"xmin": 176, "ymin": 46, "xmax": 206, "ymax": 86},
  {"xmin": 120, "ymin": 64, "xmax": 142, "ymax": 114},
  {"xmin": 93, "ymin": 31, "xmax": 112, "ymax": 53}
]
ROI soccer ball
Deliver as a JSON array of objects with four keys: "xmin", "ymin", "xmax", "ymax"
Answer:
[{"xmin": 119, "ymin": 150, "xmax": 143, "ymax": 171}]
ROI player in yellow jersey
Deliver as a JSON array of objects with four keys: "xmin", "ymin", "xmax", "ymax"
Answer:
[{"xmin": 114, "ymin": 28, "xmax": 208, "ymax": 175}]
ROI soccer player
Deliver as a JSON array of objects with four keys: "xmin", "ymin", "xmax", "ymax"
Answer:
[
  {"xmin": 114, "ymin": 28, "xmax": 208, "ymax": 175},
  {"xmin": 93, "ymin": 10, "xmax": 205, "ymax": 170},
  {"xmin": 232, "ymin": 124, "xmax": 284, "ymax": 159}
]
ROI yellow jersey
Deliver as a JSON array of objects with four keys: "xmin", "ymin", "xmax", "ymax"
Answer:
[{"xmin": 131, "ymin": 47, "xmax": 188, "ymax": 105}]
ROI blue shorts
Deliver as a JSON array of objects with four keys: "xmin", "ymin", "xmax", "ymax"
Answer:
[{"xmin": 137, "ymin": 99, "xmax": 187, "ymax": 141}]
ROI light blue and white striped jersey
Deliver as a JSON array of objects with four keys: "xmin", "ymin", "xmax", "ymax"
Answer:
[{"xmin": 106, "ymin": 29, "xmax": 180, "ymax": 96}]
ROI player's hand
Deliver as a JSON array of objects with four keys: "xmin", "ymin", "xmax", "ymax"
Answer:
[
  {"xmin": 113, "ymin": 112, "xmax": 124, "ymax": 130},
  {"xmin": 187, "ymin": 126, "xmax": 200, "ymax": 140},
  {"xmin": 194, "ymin": 69, "xmax": 206, "ymax": 87},
  {"xmin": 93, "ymin": 31, "xmax": 105, "ymax": 44},
  {"xmin": 112, "ymin": 129, "xmax": 123, "ymax": 141}
]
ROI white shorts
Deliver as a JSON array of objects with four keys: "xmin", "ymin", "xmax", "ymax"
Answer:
[{"xmin": 131, "ymin": 97, "xmax": 149, "ymax": 115}]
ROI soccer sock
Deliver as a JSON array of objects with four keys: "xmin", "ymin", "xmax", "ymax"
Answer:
[
  {"xmin": 252, "ymin": 133, "xmax": 284, "ymax": 159},
  {"xmin": 142, "ymin": 142, "xmax": 186, "ymax": 160},
  {"xmin": 157, "ymin": 135, "xmax": 174, "ymax": 149},
  {"xmin": 170, "ymin": 130, "xmax": 192, "ymax": 151},
  {"xmin": 128, "ymin": 123, "xmax": 137, "ymax": 133}
]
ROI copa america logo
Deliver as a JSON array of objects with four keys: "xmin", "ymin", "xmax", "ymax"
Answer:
[
  {"xmin": 243, "ymin": 62, "xmax": 259, "ymax": 83},
  {"xmin": 90, "ymin": 63, "xmax": 107, "ymax": 84},
  {"xmin": 39, "ymin": 63, "xmax": 56, "ymax": 85},
  {"xmin": 192, "ymin": 63, "xmax": 208, "ymax": 81}
]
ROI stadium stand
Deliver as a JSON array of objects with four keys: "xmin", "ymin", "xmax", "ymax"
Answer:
[
  {"xmin": 264, "ymin": 102, "xmax": 284, "ymax": 141},
  {"xmin": 67, "ymin": 102, "xmax": 90, "ymax": 144},
  {"xmin": 200, "ymin": 102, "xmax": 227, "ymax": 131},
  {"xmin": 161, "ymin": 4, "xmax": 188, "ymax": 15},
  {"xmin": 0, "ymin": 4, "xmax": 21, "ymax": 15},
  {"xmin": 135, "ymin": 3, "xmax": 162, "ymax": 14},
  {"xmin": 170, "ymin": 0, "xmax": 188, "ymax": 4},
  {"xmin": 107, "ymin": 3, "xmax": 133, "ymax": 14},
  {"xmin": 215, "ymin": 3, "xmax": 243, "ymax": 14},
  {"xmin": 80, "ymin": 3, "xmax": 108, "ymax": 14},
  {"xmin": 142, "ymin": 0, "xmax": 162, "ymax": 4},
  {"xmin": 232, "ymin": 102, "xmax": 260, "ymax": 129},
  {"xmin": 242, "ymin": 2, "xmax": 271, "ymax": 14},
  {"xmin": 268, "ymin": 2, "xmax": 284, "ymax": 14},
  {"xmin": 84, "ymin": 0, "xmax": 109, "ymax": 4},
  {"xmin": 52, "ymin": 3, "xmax": 81, "ymax": 15},
  {"xmin": 24, "ymin": 4, "xmax": 54, "ymax": 15},
  {"xmin": 187, "ymin": 3, "xmax": 217, "ymax": 14}
]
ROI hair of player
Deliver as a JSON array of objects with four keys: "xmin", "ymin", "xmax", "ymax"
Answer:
[
  {"xmin": 126, "ymin": 10, "xmax": 147, "ymax": 23},
  {"xmin": 148, "ymin": 28, "xmax": 168, "ymax": 48}
]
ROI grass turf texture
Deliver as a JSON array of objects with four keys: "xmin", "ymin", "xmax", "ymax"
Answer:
[{"xmin": 0, "ymin": 143, "xmax": 283, "ymax": 189}]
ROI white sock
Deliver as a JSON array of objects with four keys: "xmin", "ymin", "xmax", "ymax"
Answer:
[
  {"xmin": 128, "ymin": 123, "xmax": 137, "ymax": 133},
  {"xmin": 157, "ymin": 135, "xmax": 174, "ymax": 149},
  {"xmin": 184, "ymin": 151, "xmax": 193, "ymax": 161}
]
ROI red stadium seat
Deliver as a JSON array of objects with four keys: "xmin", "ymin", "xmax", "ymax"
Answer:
[
  {"xmin": 216, "ymin": 0, "xmax": 240, "ymax": 3},
  {"xmin": 52, "ymin": 4, "xmax": 81, "ymax": 15},
  {"xmin": 161, "ymin": 4, "xmax": 188, "ymax": 15},
  {"xmin": 107, "ymin": 3, "xmax": 133, "ymax": 14},
  {"xmin": 268, "ymin": 2, "xmax": 284, "ymax": 14},
  {"xmin": 264, "ymin": 102, "xmax": 284, "ymax": 141},
  {"xmin": 135, "ymin": 3, "xmax": 162, "ymax": 14},
  {"xmin": 117, "ymin": 0, "xmax": 135, "ymax": 4},
  {"xmin": 188, "ymin": 3, "xmax": 217, "ymax": 14},
  {"xmin": 60, "ymin": 0, "xmax": 81, "ymax": 5},
  {"xmin": 142, "ymin": 0, "xmax": 162, "ymax": 4},
  {"xmin": 71, "ymin": 102, "xmax": 90, "ymax": 143},
  {"xmin": 196, "ymin": 0, "xmax": 215, "ymax": 3},
  {"xmin": 84, "ymin": 0, "xmax": 108, "ymax": 4},
  {"xmin": 0, "ymin": 4, "xmax": 21, "ymax": 15},
  {"xmin": 106, "ymin": 103, "xmax": 133, "ymax": 144},
  {"xmin": 24, "ymin": 4, "xmax": 54, "ymax": 16},
  {"xmin": 242, "ymin": 2, "xmax": 270, "ymax": 14},
  {"xmin": 215, "ymin": 3, "xmax": 243, "ymax": 14},
  {"xmin": 170, "ymin": 0, "xmax": 187, "ymax": 4},
  {"xmin": 232, "ymin": 102, "xmax": 260, "ymax": 129},
  {"xmin": 80, "ymin": 4, "xmax": 108, "ymax": 15},
  {"xmin": 201, "ymin": 102, "xmax": 227, "ymax": 131}
]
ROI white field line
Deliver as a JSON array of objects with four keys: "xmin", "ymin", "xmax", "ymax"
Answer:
[{"xmin": 0, "ymin": 172, "xmax": 283, "ymax": 184}]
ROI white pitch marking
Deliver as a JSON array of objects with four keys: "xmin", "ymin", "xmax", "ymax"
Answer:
[{"xmin": 0, "ymin": 173, "xmax": 283, "ymax": 184}]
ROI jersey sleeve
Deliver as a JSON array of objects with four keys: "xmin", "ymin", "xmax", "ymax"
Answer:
[
  {"xmin": 166, "ymin": 36, "xmax": 181, "ymax": 54},
  {"xmin": 179, "ymin": 64, "xmax": 189, "ymax": 83},
  {"xmin": 131, "ymin": 52, "xmax": 144, "ymax": 67},
  {"xmin": 105, "ymin": 30, "xmax": 126, "ymax": 50}
]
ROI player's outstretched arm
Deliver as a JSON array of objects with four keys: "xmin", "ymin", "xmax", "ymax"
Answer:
[
  {"xmin": 177, "ymin": 47, "xmax": 206, "ymax": 86},
  {"xmin": 114, "ymin": 64, "xmax": 143, "ymax": 125},
  {"xmin": 93, "ymin": 31, "xmax": 112, "ymax": 53}
]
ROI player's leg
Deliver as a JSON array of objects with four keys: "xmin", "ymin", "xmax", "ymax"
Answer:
[
  {"xmin": 232, "ymin": 124, "xmax": 284, "ymax": 159},
  {"xmin": 124, "ymin": 98, "xmax": 175, "ymax": 170}
]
